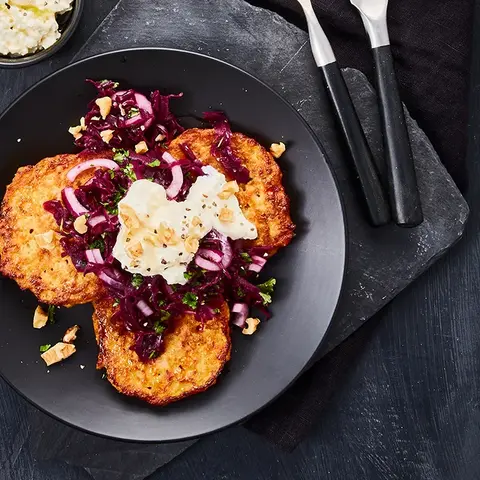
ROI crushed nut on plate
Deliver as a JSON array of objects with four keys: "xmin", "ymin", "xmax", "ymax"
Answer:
[
  {"xmin": 270, "ymin": 142, "xmax": 286, "ymax": 159},
  {"xmin": 62, "ymin": 325, "xmax": 80, "ymax": 343},
  {"xmin": 155, "ymin": 133, "xmax": 166, "ymax": 142},
  {"xmin": 68, "ymin": 125, "xmax": 82, "ymax": 140},
  {"xmin": 242, "ymin": 317, "xmax": 260, "ymax": 335},
  {"xmin": 219, "ymin": 207, "xmax": 234, "ymax": 223},
  {"xmin": 218, "ymin": 181, "xmax": 239, "ymax": 200},
  {"xmin": 33, "ymin": 305, "xmax": 48, "ymax": 329},
  {"xmin": 185, "ymin": 235, "xmax": 199, "ymax": 254},
  {"xmin": 135, "ymin": 141, "xmax": 149, "ymax": 154},
  {"xmin": 73, "ymin": 214, "xmax": 88, "ymax": 235},
  {"xmin": 100, "ymin": 129, "xmax": 115, "ymax": 144},
  {"xmin": 41, "ymin": 342, "xmax": 76, "ymax": 366},
  {"xmin": 95, "ymin": 96, "xmax": 113, "ymax": 120}
]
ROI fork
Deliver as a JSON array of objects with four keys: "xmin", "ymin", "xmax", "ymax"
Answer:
[
  {"xmin": 350, "ymin": 0, "xmax": 423, "ymax": 227},
  {"xmin": 296, "ymin": 0, "xmax": 390, "ymax": 227}
]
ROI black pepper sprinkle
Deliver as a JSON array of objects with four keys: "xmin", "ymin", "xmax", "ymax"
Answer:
[
  {"xmin": 179, "ymin": 252, "xmax": 183, "ymax": 256},
  {"xmin": 202, "ymin": 205, "xmax": 206, "ymax": 209},
  {"xmin": 183, "ymin": 215, "xmax": 187, "ymax": 219},
  {"xmin": 186, "ymin": 208, "xmax": 191, "ymax": 211},
  {"xmin": 126, "ymin": 238, "xmax": 131, "ymax": 242},
  {"xmin": 154, "ymin": 229, "xmax": 158, "ymax": 234},
  {"xmin": 181, "ymin": 234, "xmax": 186, "ymax": 239},
  {"xmin": 212, "ymin": 202, "xmax": 217, "ymax": 207},
  {"xmin": 163, "ymin": 244, "xmax": 167, "ymax": 248},
  {"xmin": 161, "ymin": 259, "xmax": 167, "ymax": 265},
  {"xmin": 147, "ymin": 268, "xmax": 151, "ymax": 272}
]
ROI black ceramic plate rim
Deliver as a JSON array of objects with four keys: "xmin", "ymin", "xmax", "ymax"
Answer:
[
  {"xmin": 0, "ymin": 47, "xmax": 347, "ymax": 442},
  {"xmin": 0, "ymin": 0, "xmax": 84, "ymax": 68}
]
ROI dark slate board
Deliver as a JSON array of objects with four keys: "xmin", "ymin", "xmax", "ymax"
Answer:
[{"xmin": 12, "ymin": 0, "xmax": 468, "ymax": 478}]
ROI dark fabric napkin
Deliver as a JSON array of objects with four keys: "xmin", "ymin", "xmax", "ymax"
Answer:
[
  {"xmin": 249, "ymin": 0, "xmax": 473, "ymax": 192},
  {"xmin": 245, "ymin": 0, "xmax": 474, "ymax": 448}
]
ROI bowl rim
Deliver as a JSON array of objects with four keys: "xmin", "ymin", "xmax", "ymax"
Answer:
[{"xmin": 0, "ymin": 0, "xmax": 84, "ymax": 68}]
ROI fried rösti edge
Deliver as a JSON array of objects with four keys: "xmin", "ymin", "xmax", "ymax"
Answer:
[
  {"xmin": 93, "ymin": 298, "xmax": 231, "ymax": 406},
  {"xmin": 0, "ymin": 153, "xmax": 105, "ymax": 307},
  {"xmin": 168, "ymin": 129, "xmax": 295, "ymax": 253}
]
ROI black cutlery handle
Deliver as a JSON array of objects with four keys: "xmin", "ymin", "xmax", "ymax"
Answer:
[
  {"xmin": 372, "ymin": 45, "xmax": 423, "ymax": 227},
  {"xmin": 321, "ymin": 62, "xmax": 390, "ymax": 227}
]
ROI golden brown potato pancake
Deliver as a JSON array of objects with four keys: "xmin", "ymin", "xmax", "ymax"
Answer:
[
  {"xmin": 168, "ymin": 129, "xmax": 295, "ymax": 252},
  {"xmin": 0, "ymin": 153, "xmax": 105, "ymax": 307},
  {"xmin": 93, "ymin": 298, "xmax": 231, "ymax": 406}
]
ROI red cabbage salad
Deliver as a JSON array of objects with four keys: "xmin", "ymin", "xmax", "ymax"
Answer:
[{"xmin": 44, "ymin": 80, "xmax": 276, "ymax": 361}]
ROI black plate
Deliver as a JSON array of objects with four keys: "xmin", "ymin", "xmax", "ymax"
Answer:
[{"xmin": 0, "ymin": 48, "xmax": 345, "ymax": 442}]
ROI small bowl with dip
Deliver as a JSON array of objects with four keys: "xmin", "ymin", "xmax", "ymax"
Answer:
[{"xmin": 0, "ymin": 0, "xmax": 84, "ymax": 68}]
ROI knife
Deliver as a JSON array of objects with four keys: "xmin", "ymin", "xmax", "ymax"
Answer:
[
  {"xmin": 350, "ymin": 0, "xmax": 423, "ymax": 227},
  {"xmin": 296, "ymin": 0, "xmax": 390, "ymax": 227}
]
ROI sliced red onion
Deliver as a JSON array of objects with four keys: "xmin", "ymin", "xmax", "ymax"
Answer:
[
  {"xmin": 137, "ymin": 300, "xmax": 154, "ymax": 317},
  {"xmin": 218, "ymin": 232, "xmax": 233, "ymax": 268},
  {"xmin": 85, "ymin": 250, "xmax": 96, "ymax": 263},
  {"xmin": 195, "ymin": 255, "xmax": 221, "ymax": 271},
  {"xmin": 232, "ymin": 303, "xmax": 248, "ymax": 327},
  {"xmin": 134, "ymin": 92, "xmax": 153, "ymax": 114},
  {"xmin": 98, "ymin": 271, "xmax": 124, "ymax": 290},
  {"xmin": 67, "ymin": 159, "xmax": 119, "ymax": 182},
  {"xmin": 251, "ymin": 255, "xmax": 267, "ymax": 267},
  {"xmin": 92, "ymin": 249, "xmax": 104, "ymax": 264},
  {"xmin": 62, "ymin": 187, "xmax": 89, "ymax": 217},
  {"xmin": 162, "ymin": 151, "xmax": 177, "ymax": 164},
  {"xmin": 197, "ymin": 248, "xmax": 223, "ymax": 264},
  {"xmin": 88, "ymin": 215, "xmax": 107, "ymax": 227},
  {"xmin": 248, "ymin": 263, "xmax": 263, "ymax": 273},
  {"xmin": 124, "ymin": 115, "xmax": 145, "ymax": 127},
  {"xmin": 166, "ymin": 165, "xmax": 183, "ymax": 199}
]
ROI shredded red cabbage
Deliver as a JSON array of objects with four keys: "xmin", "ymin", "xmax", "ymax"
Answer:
[
  {"xmin": 203, "ymin": 111, "xmax": 250, "ymax": 184},
  {"xmin": 44, "ymin": 80, "xmax": 274, "ymax": 362}
]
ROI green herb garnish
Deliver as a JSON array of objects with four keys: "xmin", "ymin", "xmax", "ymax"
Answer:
[
  {"xmin": 113, "ymin": 298, "xmax": 120, "ymax": 308},
  {"xmin": 182, "ymin": 292, "xmax": 198, "ymax": 309},
  {"xmin": 131, "ymin": 274, "xmax": 144, "ymax": 288},
  {"xmin": 183, "ymin": 271, "xmax": 194, "ymax": 281},
  {"xmin": 113, "ymin": 148, "xmax": 129, "ymax": 163},
  {"xmin": 153, "ymin": 318, "xmax": 168, "ymax": 335},
  {"xmin": 47, "ymin": 305, "xmax": 56, "ymax": 324},
  {"xmin": 148, "ymin": 159, "xmax": 161, "ymax": 168},
  {"xmin": 128, "ymin": 107, "xmax": 140, "ymax": 118},
  {"xmin": 122, "ymin": 163, "xmax": 137, "ymax": 181},
  {"xmin": 39, "ymin": 344, "xmax": 51, "ymax": 353},
  {"xmin": 240, "ymin": 252, "xmax": 252, "ymax": 263},
  {"xmin": 89, "ymin": 238, "xmax": 105, "ymax": 253},
  {"xmin": 236, "ymin": 287, "xmax": 245, "ymax": 298},
  {"xmin": 257, "ymin": 278, "xmax": 276, "ymax": 306},
  {"xmin": 149, "ymin": 351, "xmax": 158, "ymax": 360}
]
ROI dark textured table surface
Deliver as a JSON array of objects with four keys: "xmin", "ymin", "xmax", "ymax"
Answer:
[{"xmin": 0, "ymin": 1, "xmax": 479, "ymax": 479}]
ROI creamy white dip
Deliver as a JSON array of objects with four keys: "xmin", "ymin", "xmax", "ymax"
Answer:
[
  {"xmin": 113, "ymin": 166, "xmax": 258, "ymax": 285},
  {"xmin": 0, "ymin": 1, "xmax": 74, "ymax": 56}
]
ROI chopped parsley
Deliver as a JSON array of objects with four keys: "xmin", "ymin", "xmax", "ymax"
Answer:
[
  {"xmin": 122, "ymin": 163, "xmax": 137, "ymax": 181},
  {"xmin": 236, "ymin": 287, "xmax": 245, "ymax": 298},
  {"xmin": 113, "ymin": 148, "xmax": 129, "ymax": 162},
  {"xmin": 109, "ymin": 170, "xmax": 116, "ymax": 180},
  {"xmin": 240, "ymin": 252, "xmax": 252, "ymax": 263},
  {"xmin": 182, "ymin": 292, "xmax": 198, "ymax": 309},
  {"xmin": 131, "ymin": 274, "xmax": 144, "ymax": 288},
  {"xmin": 153, "ymin": 318, "xmax": 168, "ymax": 335},
  {"xmin": 39, "ymin": 344, "xmax": 51, "ymax": 353},
  {"xmin": 148, "ymin": 159, "xmax": 161, "ymax": 168},
  {"xmin": 183, "ymin": 271, "xmax": 194, "ymax": 281},
  {"xmin": 112, "ymin": 298, "xmax": 120, "ymax": 308},
  {"xmin": 128, "ymin": 107, "xmax": 140, "ymax": 118},
  {"xmin": 214, "ymin": 308, "xmax": 221, "ymax": 314},
  {"xmin": 258, "ymin": 278, "xmax": 276, "ymax": 306},
  {"xmin": 89, "ymin": 238, "xmax": 105, "ymax": 253},
  {"xmin": 149, "ymin": 351, "xmax": 158, "ymax": 360},
  {"xmin": 47, "ymin": 305, "xmax": 56, "ymax": 324}
]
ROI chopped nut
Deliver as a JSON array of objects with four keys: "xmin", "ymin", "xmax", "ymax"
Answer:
[
  {"xmin": 91, "ymin": 116, "xmax": 101, "ymax": 121},
  {"xmin": 95, "ymin": 96, "xmax": 113, "ymax": 119},
  {"xmin": 100, "ymin": 129, "xmax": 115, "ymax": 144},
  {"xmin": 68, "ymin": 125, "xmax": 82, "ymax": 140},
  {"xmin": 270, "ymin": 142, "xmax": 286, "ymax": 159},
  {"xmin": 218, "ymin": 181, "xmax": 239, "ymax": 200},
  {"xmin": 144, "ymin": 233, "xmax": 162, "ymax": 247},
  {"xmin": 219, "ymin": 207, "xmax": 234, "ymax": 223},
  {"xmin": 135, "ymin": 141, "xmax": 149, "ymax": 154},
  {"xmin": 155, "ymin": 133, "xmax": 166, "ymax": 142},
  {"xmin": 119, "ymin": 205, "xmax": 141, "ymax": 230},
  {"xmin": 191, "ymin": 216, "xmax": 202, "ymax": 227},
  {"xmin": 242, "ymin": 317, "xmax": 260, "ymax": 335},
  {"xmin": 33, "ymin": 306, "xmax": 48, "ymax": 329},
  {"xmin": 80, "ymin": 116, "xmax": 86, "ymax": 130},
  {"xmin": 185, "ymin": 235, "xmax": 199, "ymax": 254},
  {"xmin": 41, "ymin": 342, "xmax": 76, "ymax": 366},
  {"xmin": 73, "ymin": 215, "xmax": 88, "ymax": 235},
  {"xmin": 34, "ymin": 230, "xmax": 55, "ymax": 250},
  {"xmin": 126, "ymin": 240, "xmax": 144, "ymax": 259},
  {"xmin": 63, "ymin": 325, "xmax": 80, "ymax": 343},
  {"xmin": 158, "ymin": 223, "xmax": 179, "ymax": 246}
]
